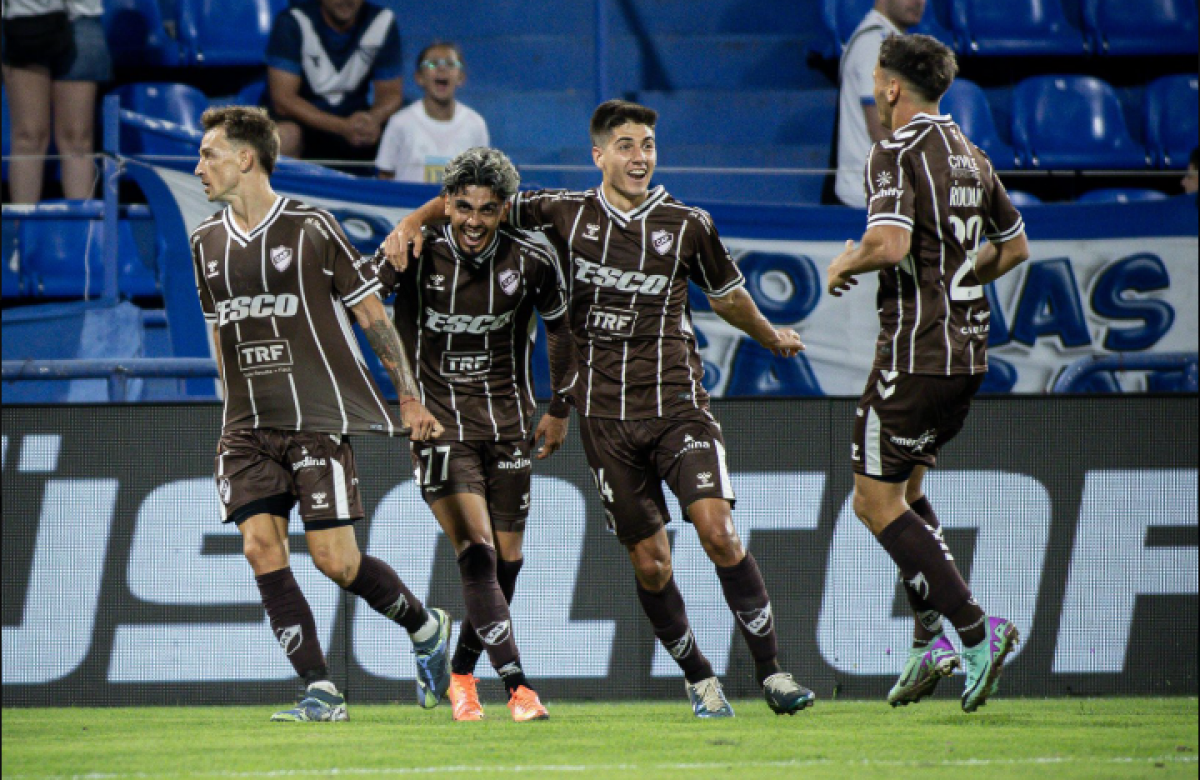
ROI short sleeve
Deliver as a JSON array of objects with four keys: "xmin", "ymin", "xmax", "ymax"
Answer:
[
  {"xmin": 508, "ymin": 189, "xmax": 569, "ymax": 233},
  {"xmin": 865, "ymin": 143, "xmax": 916, "ymax": 232},
  {"xmin": 529, "ymin": 250, "xmax": 568, "ymax": 321},
  {"xmin": 368, "ymin": 247, "xmax": 416, "ymax": 297},
  {"xmin": 984, "ymin": 167, "xmax": 1025, "ymax": 244},
  {"xmin": 191, "ymin": 233, "xmax": 217, "ymax": 323},
  {"xmin": 265, "ymin": 9, "xmax": 303, "ymax": 75},
  {"xmin": 686, "ymin": 209, "xmax": 744, "ymax": 298},
  {"xmin": 316, "ymin": 210, "xmax": 382, "ymax": 306},
  {"xmin": 371, "ymin": 19, "xmax": 403, "ymax": 81}
]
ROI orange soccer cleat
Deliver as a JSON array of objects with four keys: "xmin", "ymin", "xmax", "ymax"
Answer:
[
  {"xmin": 506, "ymin": 685, "xmax": 549, "ymax": 722},
  {"xmin": 447, "ymin": 673, "xmax": 484, "ymax": 721}
]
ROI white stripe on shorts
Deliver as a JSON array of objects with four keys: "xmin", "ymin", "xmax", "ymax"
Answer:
[
  {"xmin": 866, "ymin": 407, "xmax": 883, "ymax": 477},
  {"xmin": 714, "ymin": 439, "xmax": 735, "ymax": 501},
  {"xmin": 330, "ymin": 457, "xmax": 351, "ymax": 519}
]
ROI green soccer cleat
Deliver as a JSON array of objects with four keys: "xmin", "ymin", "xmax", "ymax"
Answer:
[
  {"xmin": 413, "ymin": 607, "xmax": 453, "ymax": 709},
  {"xmin": 888, "ymin": 634, "xmax": 960, "ymax": 707},
  {"xmin": 762, "ymin": 672, "xmax": 816, "ymax": 715},
  {"xmin": 961, "ymin": 617, "xmax": 1019, "ymax": 713},
  {"xmin": 270, "ymin": 681, "xmax": 348, "ymax": 722},
  {"xmin": 686, "ymin": 677, "xmax": 735, "ymax": 718}
]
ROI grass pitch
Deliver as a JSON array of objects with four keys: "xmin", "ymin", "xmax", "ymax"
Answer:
[{"xmin": 3, "ymin": 698, "xmax": 1196, "ymax": 779}]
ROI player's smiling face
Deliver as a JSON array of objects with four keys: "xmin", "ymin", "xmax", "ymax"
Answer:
[
  {"xmin": 445, "ymin": 185, "xmax": 507, "ymax": 256},
  {"xmin": 594, "ymin": 122, "xmax": 657, "ymax": 207},
  {"xmin": 194, "ymin": 128, "xmax": 244, "ymax": 203}
]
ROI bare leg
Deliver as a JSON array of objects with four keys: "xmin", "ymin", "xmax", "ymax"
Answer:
[
  {"xmin": 3, "ymin": 64, "xmax": 53, "ymax": 203},
  {"xmin": 52, "ymin": 80, "xmax": 99, "ymax": 199}
]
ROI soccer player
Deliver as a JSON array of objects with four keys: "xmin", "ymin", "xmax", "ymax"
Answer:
[
  {"xmin": 383, "ymin": 101, "xmax": 817, "ymax": 718},
  {"xmin": 826, "ymin": 34, "xmax": 1031, "ymax": 712},
  {"xmin": 371, "ymin": 147, "xmax": 570, "ymax": 722},
  {"xmin": 191, "ymin": 106, "xmax": 453, "ymax": 722}
]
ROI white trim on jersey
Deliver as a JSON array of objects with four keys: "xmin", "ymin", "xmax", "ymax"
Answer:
[
  {"xmin": 296, "ymin": 238, "xmax": 350, "ymax": 434},
  {"xmin": 657, "ymin": 219, "xmax": 684, "ymax": 416},
  {"xmin": 332, "ymin": 296, "xmax": 394, "ymax": 436},
  {"xmin": 987, "ymin": 219, "xmax": 1026, "ymax": 244},
  {"xmin": 483, "ymin": 251, "xmax": 501, "ymax": 441},
  {"xmin": 918, "ymin": 150, "xmax": 954, "ymax": 376},
  {"xmin": 585, "ymin": 221, "xmax": 615, "ymax": 417},
  {"xmin": 597, "ymin": 185, "xmax": 668, "ymax": 228},
  {"xmin": 867, "ymin": 215, "xmax": 915, "ymax": 231},
  {"xmin": 222, "ymin": 196, "xmax": 285, "ymax": 248}
]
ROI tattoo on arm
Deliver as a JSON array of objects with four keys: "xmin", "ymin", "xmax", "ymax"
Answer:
[{"xmin": 363, "ymin": 315, "xmax": 420, "ymax": 398}]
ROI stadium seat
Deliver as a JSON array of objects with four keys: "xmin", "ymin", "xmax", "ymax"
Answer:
[
  {"xmin": 1077, "ymin": 188, "xmax": 1168, "ymax": 204},
  {"xmin": 940, "ymin": 79, "xmax": 1018, "ymax": 168},
  {"xmin": 102, "ymin": 0, "xmax": 183, "ymax": 67},
  {"xmin": 951, "ymin": 0, "xmax": 1087, "ymax": 55},
  {"xmin": 637, "ymin": 90, "xmax": 835, "ymax": 146},
  {"xmin": 1006, "ymin": 190, "xmax": 1042, "ymax": 207},
  {"xmin": 456, "ymin": 37, "xmax": 595, "ymax": 91},
  {"xmin": 1012, "ymin": 76, "xmax": 1149, "ymax": 170},
  {"xmin": 237, "ymin": 80, "xmax": 267, "ymax": 108},
  {"xmin": 1145, "ymin": 75, "xmax": 1199, "ymax": 169},
  {"xmin": 1082, "ymin": 0, "xmax": 1198, "ymax": 55},
  {"xmin": 115, "ymin": 83, "xmax": 209, "ymax": 160},
  {"xmin": 176, "ymin": 0, "xmax": 287, "ymax": 66},
  {"xmin": 464, "ymin": 90, "xmax": 594, "ymax": 152},
  {"xmin": 20, "ymin": 205, "xmax": 159, "ymax": 300},
  {"xmin": 610, "ymin": 35, "xmax": 813, "ymax": 91},
  {"xmin": 819, "ymin": 0, "xmax": 954, "ymax": 56}
]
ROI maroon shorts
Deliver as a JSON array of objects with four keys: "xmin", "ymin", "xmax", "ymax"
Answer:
[
  {"xmin": 410, "ymin": 439, "xmax": 532, "ymax": 533},
  {"xmin": 578, "ymin": 414, "xmax": 736, "ymax": 546},
  {"xmin": 852, "ymin": 369, "xmax": 984, "ymax": 481},
  {"xmin": 215, "ymin": 428, "xmax": 363, "ymax": 530}
]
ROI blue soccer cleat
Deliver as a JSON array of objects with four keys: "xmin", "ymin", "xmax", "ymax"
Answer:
[
  {"xmin": 413, "ymin": 607, "xmax": 452, "ymax": 709},
  {"xmin": 888, "ymin": 633, "xmax": 960, "ymax": 707},
  {"xmin": 762, "ymin": 672, "xmax": 816, "ymax": 715},
  {"xmin": 686, "ymin": 677, "xmax": 735, "ymax": 718},
  {"xmin": 961, "ymin": 616, "xmax": 1019, "ymax": 713},
  {"xmin": 270, "ymin": 681, "xmax": 348, "ymax": 722}
]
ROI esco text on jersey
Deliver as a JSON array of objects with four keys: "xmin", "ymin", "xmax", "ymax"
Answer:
[
  {"xmin": 574, "ymin": 258, "xmax": 669, "ymax": 295},
  {"xmin": 217, "ymin": 294, "xmax": 299, "ymax": 326},
  {"xmin": 424, "ymin": 308, "xmax": 516, "ymax": 334}
]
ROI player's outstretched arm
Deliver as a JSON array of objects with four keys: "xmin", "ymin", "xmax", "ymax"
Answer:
[
  {"xmin": 708, "ymin": 287, "xmax": 805, "ymax": 358},
  {"xmin": 382, "ymin": 195, "xmax": 447, "ymax": 270},
  {"xmin": 826, "ymin": 224, "xmax": 911, "ymax": 296},
  {"xmin": 350, "ymin": 294, "xmax": 443, "ymax": 441},
  {"xmin": 534, "ymin": 316, "xmax": 575, "ymax": 459},
  {"xmin": 974, "ymin": 232, "xmax": 1030, "ymax": 284}
]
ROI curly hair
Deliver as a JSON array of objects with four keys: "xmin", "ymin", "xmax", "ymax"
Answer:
[
  {"xmin": 200, "ymin": 105, "xmax": 280, "ymax": 175},
  {"xmin": 878, "ymin": 34, "xmax": 959, "ymax": 103},
  {"xmin": 441, "ymin": 146, "xmax": 521, "ymax": 201}
]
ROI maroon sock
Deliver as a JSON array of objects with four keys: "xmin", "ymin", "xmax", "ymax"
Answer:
[
  {"xmin": 904, "ymin": 496, "xmax": 945, "ymax": 643},
  {"xmin": 715, "ymin": 553, "xmax": 782, "ymax": 684},
  {"xmin": 455, "ymin": 544, "xmax": 521, "ymax": 675},
  {"xmin": 346, "ymin": 555, "xmax": 427, "ymax": 633},
  {"xmin": 255, "ymin": 567, "xmax": 327, "ymax": 682},
  {"xmin": 636, "ymin": 576, "xmax": 715, "ymax": 684},
  {"xmin": 877, "ymin": 510, "xmax": 986, "ymax": 646},
  {"xmin": 454, "ymin": 557, "xmax": 524, "ymax": 676}
]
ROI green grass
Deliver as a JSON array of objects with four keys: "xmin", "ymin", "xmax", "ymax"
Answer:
[{"xmin": 3, "ymin": 699, "xmax": 1196, "ymax": 779}]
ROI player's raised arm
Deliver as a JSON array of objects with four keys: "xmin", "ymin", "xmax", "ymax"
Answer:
[
  {"xmin": 383, "ymin": 195, "xmax": 447, "ymax": 269},
  {"xmin": 350, "ymin": 294, "xmax": 443, "ymax": 441},
  {"xmin": 826, "ymin": 224, "xmax": 912, "ymax": 296}
]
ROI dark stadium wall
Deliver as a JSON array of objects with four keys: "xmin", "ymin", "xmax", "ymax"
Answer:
[{"xmin": 1, "ymin": 398, "xmax": 1196, "ymax": 706}]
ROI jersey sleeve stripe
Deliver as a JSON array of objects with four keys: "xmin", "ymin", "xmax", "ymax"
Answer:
[
  {"xmin": 541, "ymin": 302, "xmax": 568, "ymax": 320},
  {"xmin": 700, "ymin": 273, "xmax": 746, "ymax": 299},
  {"xmin": 868, "ymin": 215, "xmax": 915, "ymax": 230},
  {"xmin": 342, "ymin": 278, "xmax": 382, "ymax": 307},
  {"xmin": 986, "ymin": 218, "xmax": 1025, "ymax": 243}
]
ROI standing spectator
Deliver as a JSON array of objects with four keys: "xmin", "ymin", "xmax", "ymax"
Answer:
[
  {"xmin": 375, "ymin": 42, "xmax": 489, "ymax": 183},
  {"xmin": 834, "ymin": 0, "xmax": 926, "ymax": 207},
  {"xmin": 265, "ymin": 0, "xmax": 403, "ymax": 172},
  {"xmin": 2, "ymin": 0, "xmax": 112, "ymax": 203},
  {"xmin": 1182, "ymin": 148, "xmax": 1199, "ymax": 195}
]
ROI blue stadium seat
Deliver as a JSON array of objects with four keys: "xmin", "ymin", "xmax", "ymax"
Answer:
[
  {"xmin": 940, "ymin": 78, "xmax": 1017, "ymax": 168},
  {"xmin": 1012, "ymin": 76, "xmax": 1148, "ymax": 170},
  {"xmin": 611, "ymin": 0, "xmax": 813, "ymax": 34},
  {"xmin": 952, "ymin": 0, "xmax": 1087, "ymax": 55},
  {"xmin": 1082, "ymin": 0, "xmax": 1198, "ymax": 55},
  {"xmin": 1006, "ymin": 190, "xmax": 1042, "ymax": 207},
  {"xmin": 637, "ymin": 90, "xmax": 835, "ymax": 146},
  {"xmin": 176, "ymin": 0, "xmax": 287, "ymax": 66},
  {"xmin": 611, "ymin": 35, "xmax": 812, "ymax": 91},
  {"xmin": 463, "ymin": 90, "xmax": 594, "ymax": 152},
  {"xmin": 115, "ymin": 83, "xmax": 209, "ymax": 160},
  {"xmin": 1077, "ymin": 188, "xmax": 1168, "ymax": 204},
  {"xmin": 19, "ymin": 205, "xmax": 159, "ymax": 300},
  {"xmin": 237, "ymin": 80, "xmax": 267, "ymax": 108},
  {"xmin": 102, "ymin": 0, "xmax": 183, "ymax": 67},
  {"xmin": 1145, "ymin": 75, "xmax": 1199, "ymax": 169},
  {"xmin": 820, "ymin": 0, "xmax": 954, "ymax": 55},
  {"xmin": 457, "ymin": 37, "xmax": 594, "ymax": 91}
]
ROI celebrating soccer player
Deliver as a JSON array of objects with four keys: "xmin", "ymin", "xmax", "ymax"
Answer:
[
  {"xmin": 371, "ymin": 147, "xmax": 571, "ymax": 722},
  {"xmin": 191, "ymin": 106, "xmax": 453, "ymax": 722},
  {"xmin": 825, "ymin": 34, "xmax": 1031, "ymax": 712},
  {"xmin": 383, "ymin": 100, "xmax": 817, "ymax": 718}
]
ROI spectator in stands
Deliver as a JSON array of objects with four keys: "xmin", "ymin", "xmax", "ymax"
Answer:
[
  {"xmin": 375, "ymin": 42, "xmax": 490, "ymax": 183},
  {"xmin": 265, "ymin": 0, "xmax": 404, "ymax": 172},
  {"xmin": 2, "ymin": 0, "xmax": 112, "ymax": 203},
  {"xmin": 835, "ymin": 0, "xmax": 926, "ymax": 207},
  {"xmin": 1182, "ymin": 148, "xmax": 1199, "ymax": 195}
]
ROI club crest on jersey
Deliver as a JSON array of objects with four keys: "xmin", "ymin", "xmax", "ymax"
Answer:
[
  {"xmin": 270, "ymin": 246, "xmax": 293, "ymax": 272},
  {"xmin": 651, "ymin": 230, "xmax": 675, "ymax": 256},
  {"xmin": 498, "ymin": 268, "xmax": 519, "ymax": 296}
]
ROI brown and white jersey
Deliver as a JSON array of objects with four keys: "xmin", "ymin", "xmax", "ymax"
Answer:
[
  {"xmin": 374, "ymin": 224, "xmax": 568, "ymax": 442},
  {"xmin": 510, "ymin": 186, "xmax": 744, "ymax": 421},
  {"xmin": 865, "ymin": 112, "xmax": 1025, "ymax": 376},
  {"xmin": 191, "ymin": 197, "xmax": 400, "ymax": 436}
]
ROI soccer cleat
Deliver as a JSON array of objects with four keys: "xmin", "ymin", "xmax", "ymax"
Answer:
[
  {"xmin": 269, "ymin": 681, "xmax": 348, "ymax": 722},
  {"xmin": 448, "ymin": 673, "xmax": 484, "ymax": 722},
  {"xmin": 413, "ymin": 608, "xmax": 453, "ymax": 709},
  {"xmin": 686, "ymin": 677, "xmax": 735, "ymax": 718},
  {"xmin": 762, "ymin": 672, "xmax": 816, "ymax": 715},
  {"xmin": 888, "ymin": 634, "xmax": 960, "ymax": 707},
  {"xmin": 507, "ymin": 685, "xmax": 549, "ymax": 722},
  {"xmin": 961, "ymin": 616, "xmax": 1019, "ymax": 713}
]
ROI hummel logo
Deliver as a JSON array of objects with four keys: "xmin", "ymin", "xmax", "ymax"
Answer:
[
  {"xmin": 206, "ymin": 260, "xmax": 219, "ymax": 277},
  {"xmin": 512, "ymin": 447, "xmax": 522, "ymax": 458},
  {"xmin": 312, "ymin": 492, "xmax": 328, "ymax": 509},
  {"xmin": 973, "ymin": 310, "xmax": 991, "ymax": 323},
  {"xmin": 428, "ymin": 274, "xmax": 446, "ymax": 291},
  {"xmin": 276, "ymin": 624, "xmax": 303, "ymax": 656},
  {"xmin": 697, "ymin": 471, "xmax": 714, "ymax": 488},
  {"xmin": 877, "ymin": 370, "xmax": 900, "ymax": 399},
  {"xmin": 583, "ymin": 223, "xmax": 600, "ymax": 241}
]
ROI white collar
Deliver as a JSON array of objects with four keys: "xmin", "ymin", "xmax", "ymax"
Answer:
[
  {"xmin": 597, "ymin": 184, "xmax": 668, "ymax": 228},
  {"xmin": 224, "ymin": 195, "xmax": 285, "ymax": 246}
]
